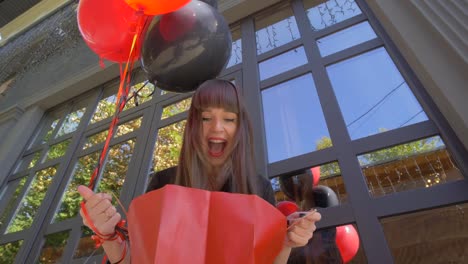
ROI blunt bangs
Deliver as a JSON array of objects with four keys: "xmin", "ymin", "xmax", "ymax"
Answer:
[{"xmin": 192, "ymin": 79, "xmax": 239, "ymax": 113}]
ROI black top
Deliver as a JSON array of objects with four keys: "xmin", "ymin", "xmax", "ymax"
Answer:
[{"xmin": 146, "ymin": 166, "xmax": 276, "ymax": 206}]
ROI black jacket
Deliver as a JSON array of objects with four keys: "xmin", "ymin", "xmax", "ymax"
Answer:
[{"xmin": 146, "ymin": 166, "xmax": 276, "ymax": 206}]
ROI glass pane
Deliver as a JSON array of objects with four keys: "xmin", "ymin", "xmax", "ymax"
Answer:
[
  {"xmin": 358, "ymin": 136, "xmax": 463, "ymax": 197},
  {"xmin": 161, "ymin": 98, "xmax": 192, "ymax": 119},
  {"xmin": 255, "ymin": 3, "xmax": 300, "ymax": 55},
  {"xmin": 45, "ymin": 139, "xmax": 71, "ymax": 161},
  {"xmin": 226, "ymin": 25, "xmax": 242, "ymax": 68},
  {"xmin": 37, "ymin": 230, "xmax": 70, "ymax": 264},
  {"xmin": 90, "ymin": 94, "xmax": 116, "ymax": 124},
  {"xmin": 56, "ymin": 107, "xmax": 86, "ymax": 137},
  {"xmin": 123, "ymin": 81, "xmax": 155, "ymax": 110},
  {"xmin": 53, "ymin": 152, "xmax": 99, "ymax": 222},
  {"xmin": 83, "ymin": 130, "xmax": 108, "ymax": 149},
  {"xmin": 273, "ymin": 161, "xmax": 346, "ymax": 209},
  {"xmin": 115, "ymin": 117, "xmax": 143, "ymax": 137},
  {"xmin": 259, "ymin": 46, "xmax": 308, "ymax": 80},
  {"xmin": 73, "ymin": 226, "xmax": 104, "ymax": 259},
  {"xmin": 262, "ymin": 74, "xmax": 331, "ymax": 163},
  {"xmin": 97, "ymin": 139, "xmax": 137, "ymax": 195},
  {"xmin": 42, "ymin": 118, "xmax": 60, "ymax": 144},
  {"xmin": 83, "ymin": 117, "xmax": 142, "ymax": 149},
  {"xmin": 303, "ymin": 0, "xmax": 362, "ymax": 31},
  {"xmin": 15, "ymin": 151, "xmax": 42, "ymax": 172},
  {"xmin": 288, "ymin": 225, "xmax": 366, "ymax": 263},
  {"xmin": 0, "ymin": 178, "xmax": 27, "ymax": 231},
  {"xmin": 55, "ymin": 139, "xmax": 136, "ymax": 222},
  {"xmin": 6, "ymin": 166, "xmax": 58, "ymax": 233},
  {"xmin": 381, "ymin": 203, "xmax": 468, "ymax": 264},
  {"xmin": 0, "ymin": 240, "xmax": 23, "ymax": 264},
  {"xmin": 327, "ymin": 47, "xmax": 428, "ymax": 139},
  {"xmin": 317, "ymin": 21, "xmax": 377, "ymax": 57},
  {"xmin": 152, "ymin": 120, "xmax": 186, "ymax": 173}
]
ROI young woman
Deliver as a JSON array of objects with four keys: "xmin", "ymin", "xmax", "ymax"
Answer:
[{"xmin": 78, "ymin": 79, "xmax": 321, "ymax": 264}]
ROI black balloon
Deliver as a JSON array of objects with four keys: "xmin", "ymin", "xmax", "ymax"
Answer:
[
  {"xmin": 312, "ymin": 185, "xmax": 339, "ymax": 208},
  {"xmin": 141, "ymin": 0, "xmax": 231, "ymax": 93},
  {"xmin": 199, "ymin": 0, "xmax": 218, "ymax": 9}
]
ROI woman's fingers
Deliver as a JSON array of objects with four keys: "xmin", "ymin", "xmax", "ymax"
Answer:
[
  {"xmin": 286, "ymin": 230, "xmax": 310, "ymax": 247},
  {"xmin": 286, "ymin": 210, "xmax": 322, "ymax": 247},
  {"xmin": 77, "ymin": 185, "xmax": 94, "ymax": 200},
  {"xmin": 77, "ymin": 185, "xmax": 118, "ymax": 235}
]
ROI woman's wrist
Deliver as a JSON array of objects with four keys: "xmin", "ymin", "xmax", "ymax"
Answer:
[
  {"xmin": 273, "ymin": 246, "xmax": 292, "ymax": 264},
  {"xmin": 102, "ymin": 238, "xmax": 128, "ymax": 263}
]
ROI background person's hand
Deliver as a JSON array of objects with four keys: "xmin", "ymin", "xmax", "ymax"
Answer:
[
  {"xmin": 284, "ymin": 209, "xmax": 322, "ymax": 248},
  {"xmin": 77, "ymin": 185, "xmax": 121, "ymax": 236}
]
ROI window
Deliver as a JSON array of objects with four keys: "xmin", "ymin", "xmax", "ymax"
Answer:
[{"xmin": 0, "ymin": 1, "xmax": 466, "ymax": 263}]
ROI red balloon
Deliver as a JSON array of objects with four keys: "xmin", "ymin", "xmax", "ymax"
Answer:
[
  {"xmin": 310, "ymin": 166, "xmax": 321, "ymax": 186},
  {"xmin": 125, "ymin": 0, "xmax": 190, "ymax": 15},
  {"xmin": 336, "ymin": 225, "xmax": 360, "ymax": 263},
  {"xmin": 276, "ymin": 201, "xmax": 299, "ymax": 217},
  {"xmin": 77, "ymin": 0, "xmax": 146, "ymax": 63}
]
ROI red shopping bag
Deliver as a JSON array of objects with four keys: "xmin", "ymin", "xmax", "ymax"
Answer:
[{"xmin": 127, "ymin": 184, "xmax": 286, "ymax": 264}]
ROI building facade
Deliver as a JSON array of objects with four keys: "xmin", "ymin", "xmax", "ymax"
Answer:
[{"xmin": 0, "ymin": 0, "xmax": 467, "ymax": 263}]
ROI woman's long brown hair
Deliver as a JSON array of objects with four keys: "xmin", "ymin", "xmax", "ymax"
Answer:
[{"xmin": 175, "ymin": 79, "xmax": 258, "ymax": 195}]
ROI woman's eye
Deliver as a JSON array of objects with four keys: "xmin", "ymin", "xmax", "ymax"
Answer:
[
  {"xmin": 224, "ymin": 118, "xmax": 236, "ymax": 123},
  {"xmin": 202, "ymin": 117, "xmax": 211, "ymax": 122}
]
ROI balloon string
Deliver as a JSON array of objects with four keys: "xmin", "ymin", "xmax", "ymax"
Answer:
[{"xmin": 88, "ymin": 13, "xmax": 146, "ymax": 191}]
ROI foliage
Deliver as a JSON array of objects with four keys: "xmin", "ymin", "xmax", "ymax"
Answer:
[
  {"xmin": 54, "ymin": 139, "xmax": 136, "ymax": 222},
  {"xmin": 358, "ymin": 134, "xmax": 441, "ymax": 166},
  {"xmin": 0, "ymin": 178, "xmax": 27, "ymax": 231},
  {"xmin": 315, "ymin": 136, "xmax": 340, "ymax": 177},
  {"xmin": 153, "ymin": 121, "xmax": 186, "ymax": 172},
  {"xmin": 6, "ymin": 167, "xmax": 57, "ymax": 233},
  {"xmin": 45, "ymin": 139, "xmax": 71, "ymax": 161},
  {"xmin": 37, "ymin": 231, "xmax": 70, "ymax": 264},
  {"xmin": 161, "ymin": 98, "xmax": 191, "ymax": 119},
  {"xmin": 56, "ymin": 107, "xmax": 86, "ymax": 137},
  {"xmin": 315, "ymin": 134, "xmax": 441, "ymax": 177},
  {"xmin": 0, "ymin": 240, "xmax": 23, "ymax": 264}
]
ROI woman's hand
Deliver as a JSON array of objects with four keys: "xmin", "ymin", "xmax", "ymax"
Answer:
[
  {"xmin": 285, "ymin": 209, "xmax": 322, "ymax": 248},
  {"xmin": 274, "ymin": 210, "xmax": 322, "ymax": 264},
  {"xmin": 77, "ymin": 185, "xmax": 121, "ymax": 235}
]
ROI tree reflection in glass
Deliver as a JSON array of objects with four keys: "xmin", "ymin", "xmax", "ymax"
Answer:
[
  {"xmin": 152, "ymin": 120, "xmax": 186, "ymax": 173},
  {"xmin": 359, "ymin": 136, "xmax": 463, "ymax": 197},
  {"xmin": 54, "ymin": 139, "xmax": 136, "ymax": 222},
  {"xmin": 56, "ymin": 107, "xmax": 86, "ymax": 137},
  {"xmin": 124, "ymin": 81, "xmax": 155, "ymax": 110},
  {"xmin": 42, "ymin": 118, "xmax": 60, "ymax": 144},
  {"xmin": 115, "ymin": 117, "xmax": 142, "ymax": 137},
  {"xmin": 0, "ymin": 240, "xmax": 23, "ymax": 264},
  {"xmin": 73, "ymin": 226, "xmax": 104, "ymax": 259},
  {"xmin": 37, "ymin": 230, "xmax": 70, "ymax": 264},
  {"xmin": 83, "ymin": 131, "xmax": 109, "ymax": 150},
  {"xmin": 161, "ymin": 99, "xmax": 191, "ymax": 119},
  {"xmin": 6, "ymin": 166, "xmax": 58, "ymax": 233},
  {"xmin": 53, "ymin": 152, "xmax": 99, "ymax": 222},
  {"xmin": 90, "ymin": 95, "xmax": 116, "ymax": 124},
  {"xmin": 45, "ymin": 139, "xmax": 71, "ymax": 161},
  {"xmin": 97, "ymin": 139, "xmax": 136, "ymax": 195},
  {"xmin": 15, "ymin": 151, "xmax": 42, "ymax": 173},
  {"xmin": 0, "ymin": 178, "xmax": 27, "ymax": 231},
  {"xmin": 83, "ymin": 117, "xmax": 142, "ymax": 149}
]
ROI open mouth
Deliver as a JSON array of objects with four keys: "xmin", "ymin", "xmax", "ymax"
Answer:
[{"xmin": 208, "ymin": 138, "xmax": 226, "ymax": 158}]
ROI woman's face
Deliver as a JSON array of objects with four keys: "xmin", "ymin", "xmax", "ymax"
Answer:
[{"xmin": 201, "ymin": 107, "xmax": 238, "ymax": 170}]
